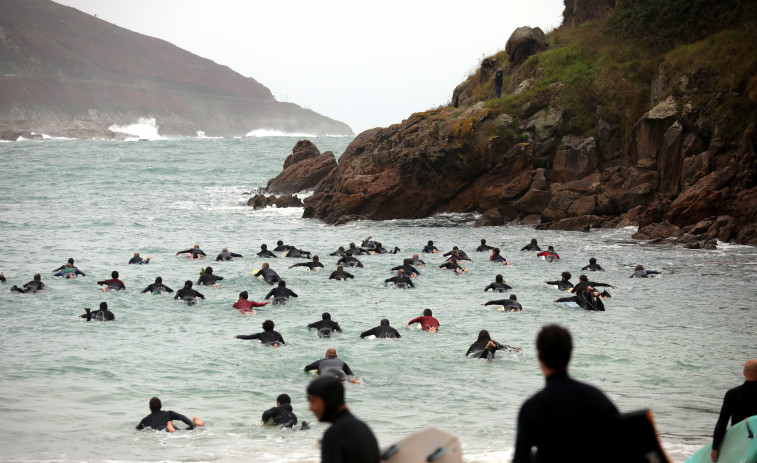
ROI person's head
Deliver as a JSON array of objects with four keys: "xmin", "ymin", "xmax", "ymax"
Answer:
[
  {"xmin": 111, "ymin": 271, "xmax": 119, "ymax": 278},
  {"xmin": 380, "ymin": 318, "xmax": 390, "ymax": 326},
  {"xmin": 149, "ymin": 397, "xmax": 162, "ymax": 412},
  {"xmin": 345, "ymin": 251, "xmax": 353, "ymax": 257},
  {"xmin": 313, "ymin": 255, "xmax": 319, "ymax": 262},
  {"xmin": 397, "ymin": 269, "xmax": 405, "ymax": 276},
  {"xmin": 349, "ymin": 242, "xmax": 355, "ymax": 248},
  {"xmin": 452, "ymin": 246, "xmax": 459, "ymax": 250},
  {"xmin": 635, "ymin": 265, "xmax": 644, "ymax": 271},
  {"xmin": 536, "ymin": 324, "xmax": 573, "ymax": 372},
  {"xmin": 337, "ymin": 265, "xmax": 344, "ymax": 271},
  {"xmin": 338, "ymin": 246, "xmax": 345, "ymax": 251},
  {"xmin": 579, "ymin": 274, "xmax": 588, "ymax": 282},
  {"xmin": 403, "ymin": 258, "xmax": 411, "ymax": 265},
  {"xmin": 261, "ymin": 244, "xmax": 268, "ymax": 250},
  {"xmin": 480, "ymin": 239, "xmax": 486, "ymax": 244},
  {"xmin": 277, "ymin": 240, "xmax": 284, "ymax": 246},
  {"xmin": 322, "ymin": 312, "xmax": 331, "ymax": 320},
  {"xmin": 530, "ymin": 238, "xmax": 538, "ymax": 245},
  {"xmin": 262, "ymin": 262, "xmax": 269, "ymax": 269},
  {"xmin": 278, "ymin": 280, "xmax": 286, "ymax": 287},
  {"xmin": 495, "ymin": 274, "xmax": 504, "ymax": 283},
  {"xmin": 589, "ymin": 257, "xmax": 597, "ymax": 264},
  {"xmin": 34, "ymin": 273, "xmax": 41, "ymax": 281},
  {"xmin": 412, "ymin": 253, "xmax": 419, "ymax": 259},
  {"xmin": 239, "ymin": 291, "xmax": 248, "ymax": 300},
  {"xmin": 510, "ymin": 294, "xmax": 517, "ymax": 301},
  {"xmin": 492, "ymin": 247, "xmax": 500, "ymax": 254},
  {"xmin": 205, "ymin": 266, "xmax": 213, "ymax": 274},
  {"xmin": 562, "ymin": 271, "xmax": 572, "ymax": 281},
  {"xmin": 276, "ymin": 393, "xmax": 291, "ymax": 406},
  {"xmin": 193, "ymin": 244, "xmax": 199, "ymax": 249},
  {"xmin": 184, "ymin": 280, "xmax": 193, "ymax": 288},
  {"xmin": 325, "ymin": 348, "xmax": 337, "ymax": 358},
  {"xmin": 262, "ymin": 320, "xmax": 274, "ymax": 331},
  {"xmin": 451, "ymin": 250, "xmax": 459, "ymax": 257},
  {"xmin": 427, "ymin": 240, "xmax": 434, "ymax": 246},
  {"xmin": 222, "ymin": 247, "xmax": 228, "ymax": 252},
  {"xmin": 423, "ymin": 308, "xmax": 432, "ymax": 316},
  {"xmin": 307, "ymin": 375, "xmax": 345, "ymax": 422},
  {"xmin": 67, "ymin": 258, "xmax": 74, "ymax": 264},
  {"xmin": 155, "ymin": 276, "xmax": 163, "ymax": 284},
  {"xmin": 134, "ymin": 252, "xmax": 139, "ymax": 256},
  {"xmin": 548, "ymin": 246, "xmax": 554, "ymax": 252},
  {"xmin": 476, "ymin": 329, "xmax": 492, "ymax": 344},
  {"xmin": 744, "ymin": 359, "xmax": 757, "ymax": 381},
  {"xmin": 100, "ymin": 301, "xmax": 107, "ymax": 311}
]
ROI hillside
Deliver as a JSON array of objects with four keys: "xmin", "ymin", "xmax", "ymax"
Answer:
[
  {"xmin": 0, "ymin": 0, "xmax": 352, "ymax": 138},
  {"xmin": 269, "ymin": 0, "xmax": 757, "ymax": 247}
]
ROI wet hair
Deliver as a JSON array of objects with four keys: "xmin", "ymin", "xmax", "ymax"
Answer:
[
  {"xmin": 262, "ymin": 320, "xmax": 274, "ymax": 331},
  {"xmin": 111, "ymin": 271, "xmax": 119, "ymax": 278},
  {"xmin": 262, "ymin": 262, "xmax": 269, "ymax": 269},
  {"xmin": 530, "ymin": 239, "xmax": 538, "ymax": 245},
  {"xmin": 149, "ymin": 397, "xmax": 162, "ymax": 412},
  {"xmin": 277, "ymin": 393, "xmax": 291, "ymax": 405},
  {"xmin": 155, "ymin": 276, "xmax": 162, "ymax": 284},
  {"xmin": 278, "ymin": 280, "xmax": 286, "ymax": 287},
  {"xmin": 589, "ymin": 257, "xmax": 597, "ymax": 264},
  {"xmin": 635, "ymin": 265, "xmax": 645, "ymax": 271},
  {"xmin": 548, "ymin": 246, "xmax": 555, "ymax": 251},
  {"xmin": 397, "ymin": 269, "xmax": 405, "ymax": 275},
  {"xmin": 322, "ymin": 312, "xmax": 331, "ymax": 320},
  {"xmin": 337, "ymin": 246, "xmax": 345, "ymax": 251},
  {"xmin": 345, "ymin": 252, "xmax": 353, "ymax": 257},
  {"xmin": 403, "ymin": 258, "xmax": 411, "ymax": 265},
  {"xmin": 510, "ymin": 294, "xmax": 517, "ymax": 300},
  {"xmin": 239, "ymin": 291, "xmax": 248, "ymax": 299},
  {"xmin": 562, "ymin": 271, "xmax": 572, "ymax": 280},
  {"xmin": 337, "ymin": 265, "xmax": 344, "ymax": 270},
  {"xmin": 261, "ymin": 244, "xmax": 268, "ymax": 250},
  {"xmin": 277, "ymin": 240, "xmax": 284, "ymax": 245},
  {"xmin": 495, "ymin": 274, "xmax": 504, "ymax": 283},
  {"xmin": 205, "ymin": 266, "xmax": 213, "ymax": 274},
  {"xmin": 184, "ymin": 280, "xmax": 193, "ymax": 287},
  {"xmin": 313, "ymin": 255, "xmax": 319, "ymax": 262},
  {"xmin": 67, "ymin": 258, "xmax": 75, "ymax": 264},
  {"xmin": 492, "ymin": 247, "xmax": 500, "ymax": 254},
  {"xmin": 349, "ymin": 242, "xmax": 355, "ymax": 247},
  {"xmin": 427, "ymin": 240, "xmax": 434, "ymax": 246},
  {"xmin": 34, "ymin": 273, "xmax": 41, "ymax": 281},
  {"xmin": 423, "ymin": 308, "xmax": 432, "ymax": 316},
  {"xmin": 452, "ymin": 246, "xmax": 459, "ymax": 250},
  {"xmin": 579, "ymin": 274, "xmax": 588, "ymax": 282},
  {"xmin": 476, "ymin": 329, "xmax": 492, "ymax": 344},
  {"xmin": 480, "ymin": 239, "xmax": 487, "ymax": 244},
  {"xmin": 380, "ymin": 318, "xmax": 390, "ymax": 326},
  {"xmin": 536, "ymin": 324, "xmax": 573, "ymax": 369}
]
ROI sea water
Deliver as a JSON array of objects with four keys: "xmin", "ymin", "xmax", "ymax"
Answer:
[{"xmin": 0, "ymin": 136, "xmax": 755, "ymax": 463}]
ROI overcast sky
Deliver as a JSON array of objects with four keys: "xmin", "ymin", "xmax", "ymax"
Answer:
[{"xmin": 55, "ymin": 0, "xmax": 564, "ymax": 134}]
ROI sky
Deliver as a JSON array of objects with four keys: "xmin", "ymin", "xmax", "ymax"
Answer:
[{"xmin": 55, "ymin": 0, "xmax": 565, "ymax": 134}]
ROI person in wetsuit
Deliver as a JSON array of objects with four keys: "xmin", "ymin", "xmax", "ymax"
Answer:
[
  {"xmin": 54, "ymin": 263, "xmax": 86, "ymax": 278},
  {"xmin": 409, "ymin": 253, "xmax": 425, "ymax": 267},
  {"xmin": 521, "ymin": 238, "xmax": 541, "ymax": 252},
  {"xmin": 174, "ymin": 280, "xmax": 205, "ymax": 305},
  {"xmin": 328, "ymin": 265, "xmax": 354, "ymax": 281},
  {"xmin": 438, "ymin": 251, "xmax": 467, "ymax": 274},
  {"xmin": 197, "ymin": 266, "xmax": 223, "ymax": 286},
  {"xmin": 361, "ymin": 236, "xmax": 376, "ymax": 250},
  {"xmin": 490, "ymin": 247, "xmax": 510, "ymax": 265},
  {"xmin": 136, "ymin": 397, "xmax": 204, "ymax": 432},
  {"xmin": 629, "ymin": 265, "xmax": 663, "ymax": 278},
  {"xmin": 80, "ymin": 301, "xmax": 115, "ymax": 321},
  {"xmin": 306, "ymin": 375, "xmax": 379, "ymax": 463},
  {"xmin": 97, "ymin": 271, "xmax": 125, "ymax": 291},
  {"xmin": 289, "ymin": 255, "xmax": 324, "ymax": 271},
  {"xmin": 385, "ymin": 269, "xmax": 414, "ymax": 288},
  {"xmin": 537, "ymin": 246, "xmax": 560, "ymax": 261},
  {"xmin": 53, "ymin": 258, "xmax": 76, "ymax": 273},
  {"xmin": 371, "ymin": 241, "xmax": 399, "ymax": 254},
  {"xmin": 304, "ymin": 348, "xmax": 357, "ymax": 383},
  {"xmin": 235, "ymin": 319, "xmax": 286, "ymax": 346},
  {"xmin": 391, "ymin": 258, "xmax": 421, "ymax": 277},
  {"xmin": 264, "ymin": 280, "xmax": 298, "ymax": 304},
  {"xmin": 465, "ymin": 329, "xmax": 521, "ymax": 359},
  {"xmin": 307, "ymin": 312, "xmax": 343, "ymax": 337},
  {"xmin": 128, "ymin": 252, "xmax": 150, "ymax": 265},
  {"xmin": 345, "ymin": 242, "xmax": 370, "ymax": 256},
  {"xmin": 484, "ymin": 274, "xmax": 512, "ymax": 292},
  {"xmin": 582, "ymin": 257, "xmax": 605, "ymax": 272},
  {"xmin": 329, "ymin": 246, "xmax": 347, "ymax": 257},
  {"xmin": 141, "ymin": 276, "xmax": 174, "ymax": 294},
  {"xmin": 254, "ymin": 262, "xmax": 281, "ymax": 284},
  {"xmin": 360, "ymin": 319, "xmax": 401, "ymax": 339},
  {"xmin": 175, "ymin": 244, "xmax": 206, "ymax": 259},
  {"xmin": 337, "ymin": 252, "xmax": 363, "ymax": 268},
  {"xmin": 512, "ymin": 325, "xmax": 618, "ymax": 463},
  {"xmin": 422, "ymin": 240, "xmax": 439, "ymax": 253},
  {"xmin": 711, "ymin": 359, "xmax": 757, "ymax": 462},
  {"xmin": 554, "ymin": 287, "xmax": 605, "ymax": 311},
  {"xmin": 476, "ymin": 238, "xmax": 494, "ymax": 252},
  {"xmin": 407, "ymin": 308, "xmax": 440, "ymax": 332},
  {"xmin": 215, "ymin": 248, "xmax": 242, "ymax": 261},
  {"xmin": 482, "ymin": 294, "xmax": 523, "ymax": 312},
  {"xmin": 0, "ymin": 272, "xmax": 5, "ymax": 283},
  {"xmin": 232, "ymin": 291, "xmax": 268, "ymax": 314},
  {"xmin": 272, "ymin": 240, "xmax": 291, "ymax": 252},
  {"xmin": 257, "ymin": 244, "xmax": 278, "ymax": 258},
  {"xmin": 262, "ymin": 393, "xmax": 298, "ymax": 428},
  {"xmin": 284, "ymin": 246, "xmax": 312, "ymax": 258},
  {"xmin": 11, "ymin": 273, "xmax": 45, "ymax": 293},
  {"xmin": 545, "ymin": 272, "xmax": 573, "ymax": 291},
  {"xmin": 572, "ymin": 274, "xmax": 615, "ymax": 295},
  {"xmin": 443, "ymin": 246, "xmax": 470, "ymax": 260}
]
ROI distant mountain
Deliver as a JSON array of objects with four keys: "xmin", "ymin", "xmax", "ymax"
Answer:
[{"xmin": 0, "ymin": 0, "xmax": 353, "ymax": 138}]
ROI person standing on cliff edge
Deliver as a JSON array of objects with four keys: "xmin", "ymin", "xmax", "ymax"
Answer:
[{"xmin": 494, "ymin": 68, "xmax": 504, "ymax": 98}]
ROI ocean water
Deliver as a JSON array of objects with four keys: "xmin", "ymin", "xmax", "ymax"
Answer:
[{"xmin": 0, "ymin": 135, "xmax": 755, "ymax": 463}]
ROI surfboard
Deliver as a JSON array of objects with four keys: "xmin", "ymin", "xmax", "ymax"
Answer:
[
  {"xmin": 381, "ymin": 427, "xmax": 462, "ymax": 463},
  {"xmin": 685, "ymin": 415, "xmax": 756, "ymax": 463},
  {"xmin": 252, "ymin": 269, "xmax": 267, "ymax": 284},
  {"xmin": 564, "ymin": 301, "xmax": 580, "ymax": 308}
]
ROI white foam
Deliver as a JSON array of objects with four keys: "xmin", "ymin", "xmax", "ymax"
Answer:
[
  {"xmin": 109, "ymin": 117, "xmax": 167, "ymax": 141},
  {"xmin": 245, "ymin": 129, "xmax": 316, "ymax": 138}
]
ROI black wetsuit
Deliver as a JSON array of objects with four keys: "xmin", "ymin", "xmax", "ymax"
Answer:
[
  {"xmin": 546, "ymin": 280, "xmax": 574, "ymax": 291},
  {"xmin": 385, "ymin": 275, "xmax": 414, "ymax": 288},
  {"xmin": 337, "ymin": 256, "xmax": 363, "ymax": 268},
  {"xmin": 630, "ymin": 269, "xmax": 662, "ymax": 278},
  {"xmin": 257, "ymin": 250, "xmax": 278, "ymax": 258},
  {"xmin": 409, "ymin": 257, "xmax": 425, "ymax": 266},
  {"xmin": 572, "ymin": 281, "xmax": 612, "ymax": 293},
  {"xmin": 284, "ymin": 248, "xmax": 311, "ymax": 258},
  {"xmin": 11, "ymin": 280, "xmax": 45, "ymax": 293},
  {"xmin": 254, "ymin": 268, "xmax": 280, "ymax": 284},
  {"xmin": 128, "ymin": 256, "xmax": 145, "ymax": 264},
  {"xmin": 262, "ymin": 404, "xmax": 298, "ymax": 428},
  {"xmin": 291, "ymin": 261, "xmax": 324, "ymax": 271},
  {"xmin": 582, "ymin": 263, "xmax": 605, "ymax": 271},
  {"xmin": 520, "ymin": 243, "xmax": 541, "ymax": 251},
  {"xmin": 264, "ymin": 287, "xmax": 298, "ymax": 301},
  {"xmin": 142, "ymin": 283, "xmax": 174, "ymax": 293},
  {"xmin": 54, "ymin": 267, "xmax": 86, "ymax": 278},
  {"xmin": 328, "ymin": 270, "xmax": 354, "ymax": 280},
  {"xmin": 348, "ymin": 246, "xmax": 370, "ymax": 255},
  {"xmin": 82, "ymin": 307, "xmax": 115, "ymax": 321},
  {"xmin": 465, "ymin": 340, "xmax": 517, "ymax": 359},
  {"xmin": 215, "ymin": 250, "xmax": 242, "ymax": 261},
  {"xmin": 438, "ymin": 261, "xmax": 463, "ymax": 271},
  {"xmin": 0, "ymin": 274, "xmax": 5, "ymax": 282},
  {"xmin": 308, "ymin": 320, "xmax": 343, "ymax": 334},
  {"xmin": 197, "ymin": 272, "xmax": 223, "ymax": 286},
  {"xmin": 360, "ymin": 323, "xmax": 401, "ymax": 339},
  {"xmin": 443, "ymin": 249, "xmax": 469, "ymax": 259},
  {"xmin": 476, "ymin": 244, "xmax": 494, "ymax": 252},
  {"xmin": 136, "ymin": 410, "xmax": 195, "ymax": 431},
  {"xmin": 712, "ymin": 381, "xmax": 757, "ymax": 452},
  {"xmin": 177, "ymin": 248, "xmax": 206, "ymax": 258},
  {"xmin": 484, "ymin": 298, "xmax": 523, "ymax": 311},
  {"xmin": 237, "ymin": 330, "xmax": 285, "ymax": 346},
  {"xmin": 321, "ymin": 409, "xmax": 380, "ymax": 463},
  {"xmin": 174, "ymin": 287, "xmax": 205, "ymax": 302},
  {"xmin": 556, "ymin": 291, "xmax": 605, "ymax": 311},
  {"xmin": 329, "ymin": 248, "xmax": 347, "ymax": 257},
  {"xmin": 422, "ymin": 245, "xmax": 438, "ymax": 253},
  {"xmin": 273, "ymin": 244, "xmax": 291, "ymax": 252},
  {"xmin": 390, "ymin": 264, "xmax": 420, "ymax": 276},
  {"xmin": 484, "ymin": 281, "xmax": 512, "ymax": 292},
  {"xmin": 513, "ymin": 371, "xmax": 619, "ymax": 463},
  {"xmin": 304, "ymin": 357, "xmax": 354, "ymax": 380}
]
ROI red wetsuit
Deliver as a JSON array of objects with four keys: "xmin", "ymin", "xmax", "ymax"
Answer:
[
  {"xmin": 232, "ymin": 299, "xmax": 268, "ymax": 313},
  {"xmin": 407, "ymin": 315, "xmax": 440, "ymax": 331}
]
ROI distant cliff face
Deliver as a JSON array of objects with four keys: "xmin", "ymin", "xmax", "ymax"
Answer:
[
  {"xmin": 0, "ymin": 0, "xmax": 352, "ymax": 138},
  {"xmin": 562, "ymin": 0, "xmax": 618, "ymax": 28}
]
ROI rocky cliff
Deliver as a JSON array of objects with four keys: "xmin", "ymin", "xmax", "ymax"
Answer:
[
  {"xmin": 0, "ymin": 0, "xmax": 352, "ymax": 139},
  {"xmin": 269, "ymin": 0, "xmax": 757, "ymax": 247}
]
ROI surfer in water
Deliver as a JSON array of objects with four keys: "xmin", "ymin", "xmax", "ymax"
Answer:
[
  {"xmin": 360, "ymin": 319, "xmax": 401, "ymax": 339},
  {"xmin": 484, "ymin": 274, "xmax": 512, "ymax": 292},
  {"xmin": 537, "ymin": 246, "xmax": 560, "ymax": 261},
  {"xmin": 175, "ymin": 244, "xmax": 206, "ymax": 259},
  {"xmin": 264, "ymin": 280, "xmax": 298, "ymax": 304},
  {"xmin": 284, "ymin": 246, "xmax": 312, "ymax": 258},
  {"xmin": 443, "ymin": 246, "xmax": 470, "ymax": 260},
  {"xmin": 347, "ymin": 242, "xmax": 370, "ymax": 255},
  {"xmin": 409, "ymin": 253, "xmax": 425, "ymax": 267},
  {"xmin": 710, "ymin": 359, "xmax": 757, "ymax": 462},
  {"xmin": 521, "ymin": 238, "xmax": 541, "ymax": 252},
  {"xmin": 476, "ymin": 238, "xmax": 494, "ymax": 252},
  {"xmin": 545, "ymin": 272, "xmax": 574, "ymax": 291},
  {"xmin": 288, "ymin": 255, "xmax": 324, "ymax": 271},
  {"xmin": 304, "ymin": 348, "xmax": 359, "ymax": 383},
  {"xmin": 582, "ymin": 257, "xmax": 605, "ymax": 272},
  {"xmin": 329, "ymin": 246, "xmax": 347, "ymax": 257},
  {"xmin": 53, "ymin": 258, "xmax": 77, "ymax": 273},
  {"xmin": 97, "ymin": 271, "xmax": 125, "ymax": 291},
  {"xmin": 54, "ymin": 262, "xmax": 86, "ymax": 278},
  {"xmin": 438, "ymin": 251, "xmax": 467, "ymax": 274},
  {"xmin": 307, "ymin": 312, "xmax": 343, "ymax": 337},
  {"xmin": 256, "ymin": 244, "xmax": 278, "ymax": 258},
  {"xmin": 629, "ymin": 265, "xmax": 663, "ymax": 278},
  {"xmin": 80, "ymin": 301, "xmax": 115, "ymax": 321},
  {"xmin": 261, "ymin": 394, "xmax": 299, "ymax": 428},
  {"xmin": 0, "ymin": 272, "xmax": 5, "ymax": 283},
  {"xmin": 490, "ymin": 247, "xmax": 511, "ymax": 265},
  {"xmin": 465, "ymin": 330, "xmax": 521, "ymax": 359},
  {"xmin": 215, "ymin": 248, "xmax": 242, "ymax": 261},
  {"xmin": 554, "ymin": 287, "xmax": 605, "ymax": 311},
  {"xmin": 197, "ymin": 266, "xmax": 223, "ymax": 286},
  {"xmin": 136, "ymin": 397, "xmax": 204, "ymax": 432},
  {"xmin": 482, "ymin": 294, "xmax": 523, "ymax": 312},
  {"xmin": 571, "ymin": 275, "xmax": 616, "ymax": 295},
  {"xmin": 141, "ymin": 276, "xmax": 173, "ymax": 294},
  {"xmin": 407, "ymin": 308, "xmax": 440, "ymax": 332},
  {"xmin": 232, "ymin": 291, "xmax": 268, "ymax": 314},
  {"xmin": 254, "ymin": 262, "xmax": 280, "ymax": 284},
  {"xmin": 11, "ymin": 273, "xmax": 45, "ymax": 293},
  {"xmin": 337, "ymin": 252, "xmax": 363, "ymax": 268},
  {"xmin": 422, "ymin": 240, "xmax": 439, "ymax": 253},
  {"xmin": 390, "ymin": 258, "xmax": 421, "ymax": 277},
  {"xmin": 385, "ymin": 269, "xmax": 414, "ymax": 288},
  {"xmin": 273, "ymin": 240, "xmax": 290, "ymax": 252},
  {"xmin": 328, "ymin": 265, "xmax": 354, "ymax": 281},
  {"xmin": 128, "ymin": 252, "xmax": 150, "ymax": 264},
  {"xmin": 173, "ymin": 280, "xmax": 205, "ymax": 305},
  {"xmin": 235, "ymin": 319, "xmax": 286, "ymax": 346}
]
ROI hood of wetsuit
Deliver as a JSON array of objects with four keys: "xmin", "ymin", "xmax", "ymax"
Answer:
[
  {"xmin": 100, "ymin": 302, "xmax": 107, "ymax": 311},
  {"xmin": 155, "ymin": 277, "xmax": 162, "ymax": 284},
  {"xmin": 307, "ymin": 375, "xmax": 344, "ymax": 423},
  {"xmin": 322, "ymin": 312, "xmax": 331, "ymax": 320},
  {"xmin": 205, "ymin": 266, "xmax": 213, "ymax": 274},
  {"xmin": 380, "ymin": 318, "xmax": 389, "ymax": 326}
]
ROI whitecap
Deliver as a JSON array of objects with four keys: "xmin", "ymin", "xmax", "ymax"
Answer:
[
  {"xmin": 109, "ymin": 117, "xmax": 167, "ymax": 141},
  {"xmin": 244, "ymin": 129, "xmax": 317, "ymax": 138}
]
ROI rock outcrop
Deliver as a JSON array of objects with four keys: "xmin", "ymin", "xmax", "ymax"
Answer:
[
  {"xmin": 505, "ymin": 27, "xmax": 549, "ymax": 64},
  {"xmin": 266, "ymin": 140, "xmax": 337, "ymax": 194}
]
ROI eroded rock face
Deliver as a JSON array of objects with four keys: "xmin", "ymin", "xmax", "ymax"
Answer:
[
  {"xmin": 266, "ymin": 140, "xmax": 337, "ymax": 194},
  {"xmin": 505, "ymin": 27, "xmax": 549, "ymax": 64}
]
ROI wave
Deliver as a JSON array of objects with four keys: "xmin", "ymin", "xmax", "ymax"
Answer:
[
  {"xmin": 245, "ymin": 129, "xmax": 317, "ymax": 138},
  {"xmin": 109, "ymin": 117, "xmax": 167, "ymax": 141}
]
